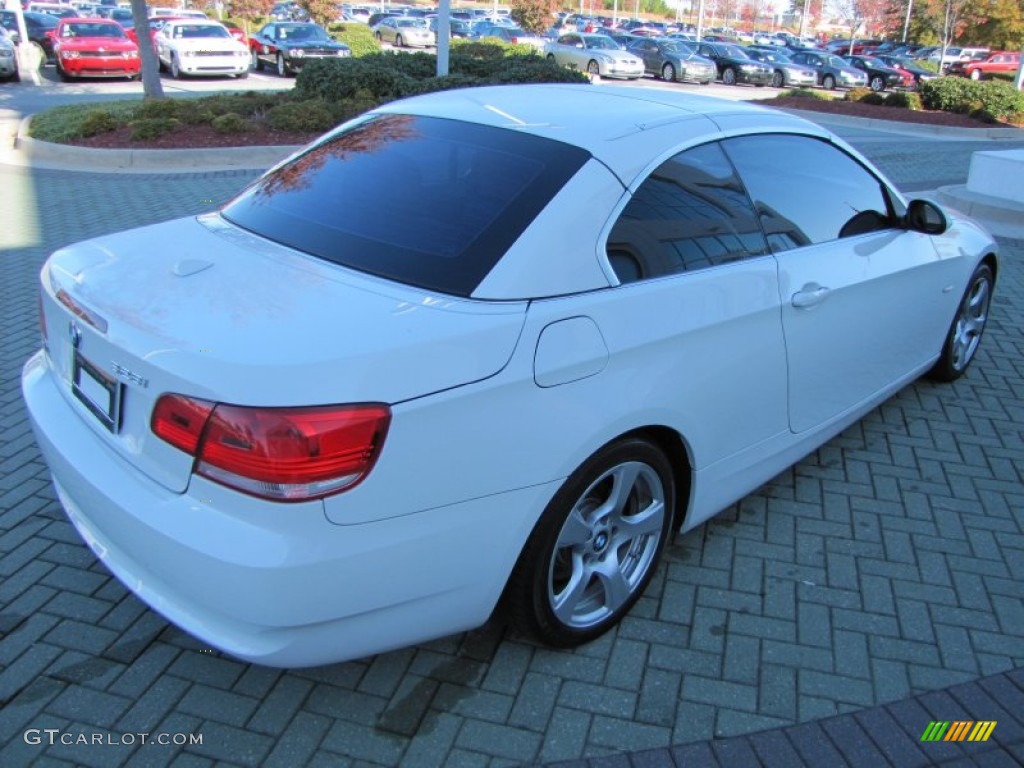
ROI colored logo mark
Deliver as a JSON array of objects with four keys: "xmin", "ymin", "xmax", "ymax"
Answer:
[{"xmin": 921, "ymin": 721, "xmax": 997, "ymax": 742}]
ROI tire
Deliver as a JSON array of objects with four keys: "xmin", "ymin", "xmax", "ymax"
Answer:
[
  {"xmin": 170, "ymin": 54, "xmax": 182, "ymax": 79},
  {"xmin": 277, "ymin": 53, "xmax": 288, "ymax": 77},
  {"xmin": 661, "ymin": 62, "xmax": 675, "ymax": 81},
  {"xmin": 547, "ymin": 53, "xmax": 556, "ymax": 62},
  {"xmin": 869, "ymin": 75, "xmax": 885, "ymax": 92},
  {"xmin": 396, "ymin": 34, "xmax": 404, "ymax": 47},
  {"xmin": 587, "ymin": 59, "xmax": 600, "ymax": 77},
  {"xmin": 57, "ymin": 61, "xmax": 72, "ymax": 82},
  {"xmin": 771, "ymin": 70, "xmax": 784, "ymax": 88},
  {"xmin": 722, "ymin": 67, "xmax": 736, "ymax": 85},
  {"xmin": 236, "ymin": 70, "xmax": 248, "ymax": 79},
  {"xmin": 375, "ymin": 32, "xmax": 382, "ymax": 42},
  {"xmin": 928, "ymin": 263, "xmax": 994, "ymax": 382},
  {"xmin": 251, "ymin": 50, "xmax": 263, "ymax": 71},
  {"xmin": 968, "ymin": 68, "xmax": 981, "ymax": 81},
  {"xmin": 822, "ymin": 73, "xmax": 836, "ymax": 89},
  {"xmin": 507, "ymin": 438, "xmax": 674, "ymax": 647}
]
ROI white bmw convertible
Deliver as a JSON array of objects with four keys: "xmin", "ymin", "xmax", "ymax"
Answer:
[{"xmin": 23, "ymin": 85, "xmax": 997, "ymax": 667}]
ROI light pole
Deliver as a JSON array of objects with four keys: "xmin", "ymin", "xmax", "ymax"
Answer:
[{"xmin": 902, "ymin": 0, "xmax": 913, "ymax": 43}]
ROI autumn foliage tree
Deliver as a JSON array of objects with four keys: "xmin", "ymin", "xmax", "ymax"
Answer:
[
  {"xmin": 229, "ymin": 0, "xmax": 276, "ymax": 35},
  {"xmin": 509, "ymin": 0, "xmax": 559, "ymax": 35},
  {"xmin": 297, "ymin": 0, "xmax": 338, "ymax": 27}
]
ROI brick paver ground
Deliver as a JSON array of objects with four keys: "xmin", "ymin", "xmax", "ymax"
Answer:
[{"xmin": 1, "ymin": 128, "xmax": 1023, "ymax": 767}]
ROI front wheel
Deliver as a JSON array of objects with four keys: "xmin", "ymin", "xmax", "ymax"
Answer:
[
  {"xmin": 661, "ymin": 62, "xmax": 676, "ymax": 81},
  {"xmin": 722, "ymin": 67, "xmax": 736, "ymax": 85},
  {"xmin": 822, "ymin": 73, "xmax": 836, "ymax": 89},
  {"xmin": 587, "ymin": 59, "xmax": 600, "ymax": 77},
  {"xmin": 170, "ymin": 55, "xmax": 182, "ymax": 79},
  {"xmin": 968, "ymin": 68, "xmax": 981, "ymax": 81},
  {"xmin": 251, "ymin": 50, "xmax": 262, "ymax": 71},
  {"xmin": 56, "ymin": 61, "xmax": 72, "ymax": 81},
  {"xmin": 771, "ymin": 70, "xmax": 784, "ymax": 88},
  {"xmin": 928, "ymin": 263, "xmax": 994, "ymax": 382},
  {"xmin": 507, "ymin": 438, "xmax": 674, "ymax": 647},
  {"xmin": 396, "ymin": 34, "xmax": 404, "ymax": 47},
  {"xmin": 869, "ymin": 75, "xmax": 885, "ymax": 92}
]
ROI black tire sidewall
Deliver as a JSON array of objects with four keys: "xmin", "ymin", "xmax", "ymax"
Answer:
[
  {"xmin": 508, "ymin": 438, "xmax": 675, "ymax": 647},
  {"xmin": 929, "ymin": 263, "xmax": 994, "ymax": 382}
]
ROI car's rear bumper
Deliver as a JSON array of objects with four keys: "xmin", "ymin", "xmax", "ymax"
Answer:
[{"xmin": 22, "ymin": 350, "xmax": 556, "ymax": 667}]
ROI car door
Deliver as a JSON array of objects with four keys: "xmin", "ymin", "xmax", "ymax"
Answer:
[
  {"xmin": 722, "ymin": 134, "xmax": 961, "ymax": 434},
  {"xmin": 597, "ymin": 140, "xmax": 789, "ymax": 468},
  {"xmin": 254, "ymin": 24, "xmax": 276, "ymax": 63}
]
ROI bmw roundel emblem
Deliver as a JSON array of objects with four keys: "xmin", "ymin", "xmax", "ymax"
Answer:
[{"xmin": 69, "ymin": 322, "xmax": 82, "ymax": 349}]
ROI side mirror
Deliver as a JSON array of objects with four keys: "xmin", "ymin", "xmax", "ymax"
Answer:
[{"xmin": 906, "ymin": 199, "xmax": 949, "ymax": 235}]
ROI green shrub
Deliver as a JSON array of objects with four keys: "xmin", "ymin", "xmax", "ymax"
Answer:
[
  {"xmin": 79, "ymin": 109, "xmax": 119, "ymax": 137},
  {"xmin": 211, "ymin": 112, "xmax": 249, "ymax": 134},
  {"xmin": 918, "ymin": 77, "xmax": 982, "ymax": 111},
  {"xmin": 885, "ymin": 90, "xmax": 922, "ymax": 110},
  {"xmin": 295, "ymin": 57, "xmax": 420, "ymax": 102},
  {"xmin": 777, "ymin": 88, "xmax": 833, "ymax": 101},
  {"xmin": 974, "ymin": 81, "xmax": 1024, "ymax": 119},
  {"xmin": 915, "ymin": 59, "xmax": 940, "ymax": 74},
  {"xmin": 844, "ymin": 87, "xmax": 872, "ymax": 102},
  {"xmin": 451, "ymin": 38, "xmax": 535, "ymax": 59},
  {"xmin": 129, "ymin": 118, "xmax": 180, "ymax": 141},
  {"xmin": 268, "ymin": 100, "xmax": 336, "ymax": 132},
  {"xmin": 137, "ymin": 98, "xmax": 181, "ymax": 120},
  {"xmin": 328, "ymin": 22, "xmax": 380, "ymax": 57}
]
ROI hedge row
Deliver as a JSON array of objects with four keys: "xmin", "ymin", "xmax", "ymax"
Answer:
[
  {"xmin": 845, "ymin": 88, "xmax": 923, "ymax": 110},
  {"xmin": 294, "ymin": 45, "xmax": 589, "ymax": 104},
  {"xmin": 918, "ymin": 77, "xmax": 1024, "ymax": 121}
]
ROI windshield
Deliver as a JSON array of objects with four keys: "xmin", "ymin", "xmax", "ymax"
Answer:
[
  {"xmin": 661, "ymin": 41, "xmax": 694, "ymax": 55},
  {"xmin": 64, "ymin": 22, "xmax": 124, "ymax": 37},
  {"xmin": 174, "ymin": 24, "xmax": 231, "ymax": 38},
  {"xmin": 721, "ymin": 45, "xmax": 750, "ymax": 59},
  {"xmin": 222, "ymin": 115, "xmax": 589, "ymax": 297},
  {"xmin": 583, "ymin": 35, "xmax": 617, "ymax": 50},
  {"xmin": 279, "ymin": 24, "xmax": 330, "ymax": 40}
]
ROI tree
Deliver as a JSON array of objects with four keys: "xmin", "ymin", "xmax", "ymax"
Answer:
[
  {"xmin": 966, "ymin": 0, "xmax": 1024, "ymax": 49},
  {"xmin": 510, "ymin": 0, "xmax": 560, "ymax": 35},
  {"xmin": 230, "ymin": 0, "xmax": 276, "ymax": 37},
  {"xmin": 297, "ymin": 0, "xmax": 337, "ymax": 27},
  {"xmin": 130, "ymin": 0, "xmax": 163, "ymax": 99}
]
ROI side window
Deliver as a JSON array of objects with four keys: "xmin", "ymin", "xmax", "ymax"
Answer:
[
  {"xmin": 722, "ymin": 134, "xmax": 895, "ymax": 253},
  {"xmin": 606, "ymin": 142, "xmax": 769, "ymax": 284}
]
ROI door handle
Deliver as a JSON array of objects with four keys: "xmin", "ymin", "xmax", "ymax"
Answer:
[{"xmin": 792, "ymin": 284, "xmax": 831, "ymax": 309}]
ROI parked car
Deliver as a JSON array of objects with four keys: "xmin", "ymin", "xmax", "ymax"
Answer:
[
  {"xmin": 0, "ymin": 10, "xmax": 58, "ymax": 62},
  {"xmin": 0, "ymin": 25, "xmax": 19, "ymax": 81},
  {"xmin": 874, "ymin": 54, "xmax": 939, "ymax": 87},
  {"xmin": 626, "ymin": 37, "xmax": 715, "ymax": 84},
  {"xmin": 473, "ymin": 24, "xmax": 544, "ymax": 51},
  {"xmin": 97, "ymin": 6, "xmax": 133, "ymax": 29},
  {"xmin": 249, "ymin": 22, "xmax": 350, "ymax": 76},
  {"xmin": 221, "ymin": 20, "xmax": 246, "ymax": 45},
  {"xmin": 788, "ymin": 50, "xmax": 868, "ymax": 89},
  {"xmin": 53, "ymin": 17, "xmax": 139, "ymax": 80},
  {"xmin": 926, "ymin": 46, "xmax": 989, "ymax": 71},
  {"xmin": 23, "ymin": 84, "xmax": 998, "ymax": 666},
  {"xmin": 743, "ymin": 48, "xmax": 817, "ymax": 88},
  {"xmin": 844, "ymin": 55, "xmax": 912, "ymax": 91},
  {"xmin": 372, "ymin": 16, "xmax": 434, "ymax": 48},
  {"xmin": 155, "ymin": 20, "xmax": 249, "ymax": 79},
  {"xmin": 545, "ymin": 32, "xmax": 644, "ymax": 79},
  {"xmin": 692, "ymin": 41, "xmax": 773, "ymax": 85},
  {"xmin": 950, "ymin": 51, "xmax": 1020, "ymax": 81}
]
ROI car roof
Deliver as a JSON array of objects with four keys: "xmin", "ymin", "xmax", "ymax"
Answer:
[{"xmin": 373, "ymin": 84, "xmax": 826, "ymax": 182}]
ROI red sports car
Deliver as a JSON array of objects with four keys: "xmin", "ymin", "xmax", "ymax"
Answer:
[{"xmin": 53, "ymin": 18, "xmax": 140, "ymax": 80}]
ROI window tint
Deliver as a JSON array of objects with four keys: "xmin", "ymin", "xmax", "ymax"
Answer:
[
  {"xmin": 721, "ymin": 134, "xmax": 894, "ymax": 253},
  {"xmin": 606, "ymin": 142, "xmax": 768, "ymax": 283},
  {"xmin": 222, "ymin": 114, "xmax": 589, "ymax": 297}
]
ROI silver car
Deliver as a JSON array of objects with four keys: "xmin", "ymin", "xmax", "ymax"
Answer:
[
  {"xmin": 627, "ymin": 37, "xmax": 716, "ymax": 84},
  {"xmin": 372, "ymin": 16, "xmax": 435, "ymax": 48},
  {"xmin": 545, "ymin": 32, "xmax": 644, "ymax": 79},
  {"xmin": 745, "ymin": 48, "xmax": 818, "ymax": 88},
  {"xmin": 0, "ymin": 26, "xmax": 17, "ymax": 81}
]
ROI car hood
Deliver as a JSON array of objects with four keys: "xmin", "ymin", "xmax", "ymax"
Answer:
[
  {"xmin": 43, "ymin": 213, "xmax": 528, "ymax": 408},
  {"xmin": 59, "ymin": 36, "xmax": 136, "ymax": 51},
  {"xmin": 282, "ymin": 40, "xmax": 347, "ymax": 50},
  {"xmin": 168, "ymin": 38, "xmax": 245, "ymax": 52}
]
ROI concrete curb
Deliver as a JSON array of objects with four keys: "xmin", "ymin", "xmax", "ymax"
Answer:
[
  {"xmin": 779, "ymin": 107, "xmax": 1024, "ymax": 140},
  {"xmin": 13, "ymin": 115, "xmax": 301, "ymax": 173},
  {"xmin": 934, "ymin": 183, "xmax": 1024, "ymax": 239}
]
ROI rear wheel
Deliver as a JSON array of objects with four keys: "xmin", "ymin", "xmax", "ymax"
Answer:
[
  {"xmin": 661, "ymin": 62, "xmax": 675, "ymax": 81},
  {"xmin": 929, "ymin": 263, "xmax": 994, "ymax": 382},
  {"xmin": 869, "ymin": 75, "xmax": 885, "ymax": 91},
  {"xmin": 508, "ymin": 438, "xmax": 674, "ymax": 647},
  {"xmin": 276, "ymin": 53, "xmax": 289, "ymax": 77},
  {"xmin": 722, "ymin": 67, "xmax": 736, "ymax": 85},
  {"xmin": 251, "ymin": 50, "xmax": 262, "ymax": 71},
  {"xmin": 822, "ymin": 73, "xmax": 836, "ymax": 89}
]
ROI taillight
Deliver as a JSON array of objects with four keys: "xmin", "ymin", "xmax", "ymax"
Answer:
[{"xmin": 152, "ymin": 395, "xmax": 390, "ymax": 502}]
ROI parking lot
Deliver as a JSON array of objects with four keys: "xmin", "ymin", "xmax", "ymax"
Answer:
[{"xmin": 1, "ymin": 86, "xmax": 1024, "ymax": 766}]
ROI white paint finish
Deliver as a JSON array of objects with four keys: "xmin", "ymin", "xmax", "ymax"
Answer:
[{"xmin": 534, "ymin": 316, "xmax": 608, "ymax": 387}]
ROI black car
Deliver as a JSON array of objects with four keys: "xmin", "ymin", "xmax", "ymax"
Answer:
[
  {"xmin": 692, "ymin": 41, "xmax": 773, "ymax": 85},
  {"xmin": 844, "ymin": 55, "xmax": 907, "ymax": 91},
  {"xmin": 874, "ymin": 54, "xmax": 939, "ymax": 87},
  {"xmin": 0, "ymin": 10, "xmax": 57, "ymax": 62},
  {"xmin": 249, "ymin": 22, "xmax": 351, "ymax": 77}
]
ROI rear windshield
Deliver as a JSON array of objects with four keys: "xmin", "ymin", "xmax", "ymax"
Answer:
[{"xmin": 222, "ymin": 114, "xmax": 589, "ymax": 296}]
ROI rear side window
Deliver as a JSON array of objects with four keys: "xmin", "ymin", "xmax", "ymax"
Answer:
[
  {"xmin": 606, "ymin": 142, "xmax": 768, "ymax": 283},
  {"xmin": 222, "ymin": 114, "xmax": 589, "ymax": 297}
]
